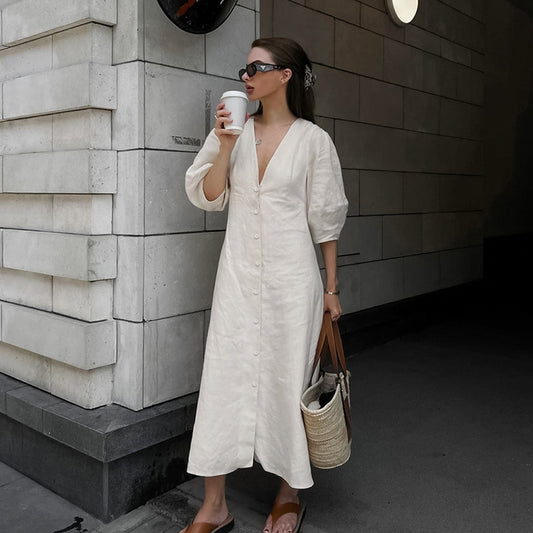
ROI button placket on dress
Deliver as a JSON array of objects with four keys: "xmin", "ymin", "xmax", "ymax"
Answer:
[{"xmin": 248, "ymin": 182, "xmax": 263, "ymax": 447}]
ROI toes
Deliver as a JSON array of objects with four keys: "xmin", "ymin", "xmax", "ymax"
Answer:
[{"xmin": 273, "ymin": 515, "xmax": 297, "ymax": 533}]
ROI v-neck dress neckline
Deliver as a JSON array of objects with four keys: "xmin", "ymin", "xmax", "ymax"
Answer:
[{"xmin": 252, "ymin": 118, "xmax": 300, "ymax": 186}]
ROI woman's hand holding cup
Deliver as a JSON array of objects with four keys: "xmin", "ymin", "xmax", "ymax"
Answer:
[{"xmin": 214, "ymin": 103, "xmax": 239, "ymax": 150}]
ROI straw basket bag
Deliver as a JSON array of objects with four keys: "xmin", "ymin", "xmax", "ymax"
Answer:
[{"xmin": 301, "ymin": 312, "xmax": 351, "ymax": 469}]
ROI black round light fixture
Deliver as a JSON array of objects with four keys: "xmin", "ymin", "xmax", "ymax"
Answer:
[{"xmin": 157, "ymin": 0, "xmax": 239, "ymax": 34}]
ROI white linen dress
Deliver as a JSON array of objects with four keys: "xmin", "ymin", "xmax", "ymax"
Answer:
[{"xmin": 185, "ymin": 117, "xmax": 348, "ymax": 489}]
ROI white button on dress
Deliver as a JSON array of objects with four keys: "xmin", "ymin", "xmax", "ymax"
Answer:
[{"xmin": 185, "ymin": 118, "xmax": 348, "ymax": 489}]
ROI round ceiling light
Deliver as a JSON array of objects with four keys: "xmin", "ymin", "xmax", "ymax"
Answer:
[
  {"xmin": 386, "ymin": 0, "xmax": 419, "ymax": 26},
  {"xmin": 157, "ymin": 0, "xmax": 239, "ymax": 34}
]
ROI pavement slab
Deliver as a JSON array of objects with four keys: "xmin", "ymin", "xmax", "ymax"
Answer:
[
  {"xmin": 0, "ymin": 462, "xmax": 25, "ymax": 488},
  {"xmin": 0, "ymin": 471, "xmax": 102, "ymax": 533}
]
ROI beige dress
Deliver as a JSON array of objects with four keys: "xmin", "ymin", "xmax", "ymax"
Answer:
[{"xmin": 185, "ymin": 117, "xmax": 348, "ymax": 489}]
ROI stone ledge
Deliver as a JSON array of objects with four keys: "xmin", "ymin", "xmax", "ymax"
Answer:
[
  {"xmin": 0, "ymin": 371, "xmax": 196, "ymax": 461},
  {"xmin": 0, "ymin": 405, "xmax": 194, "ymax": 521},
  {"xmin": 0, "ymin": 371, "xmax": 26, "ymax": 414},
  {"xmin": 0, "ymin": 373, "xmax": 196, "ymax": 461},
  {"xmin": 3, "ymin": 150, "xmax": 117, "ymax": 193},
  {"xmin": 2, "ymin": 229, "xmax": 117, "ymax": 281},
  {"xmin": 2, "ymin": 63, "xmax": 116, "ymax": 120},
  {"xmin": 1, "ymin": 0, "xmax": 117, "ymax": 46},
  {"xmin": 0, "ymin": 373, "xmax": 197, "ymax": 521},
  {"xmin": 43, "ymin": 392, "xmax": 197, "ymax": 462},
  {"xmin": 4, "ymin": 383, "xmax": 63, "ymax": 433},
  {"xmin": 1, "ymin": 302, "xmax": 116, "ymax": 369}
]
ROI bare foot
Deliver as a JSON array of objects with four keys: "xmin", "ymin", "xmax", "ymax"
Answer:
[
  {"xmin": 263, "ymin": 481, "xmax": 300, "ymax": 533},
  {"xmin": 179, "ymin": 502, "xmax": 231, "ymax": 533}
]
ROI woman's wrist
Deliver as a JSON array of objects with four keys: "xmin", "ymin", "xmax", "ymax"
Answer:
[
  {"xmin": 324, "ymin": 279, "xmax": 339, "ymax": 295},
  {"xmin": 325, "ymin": 277, "xmax": 338, "ymax": 294},
  {"xmin": 217, "ymin": 142, "xmax": 234, "ymax": 155}
]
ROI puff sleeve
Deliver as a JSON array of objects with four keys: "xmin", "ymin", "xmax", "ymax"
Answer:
[
  {"xmin": 306, "ymin": 128, "xmax": 348, "ymax": 243},
  {"xmin": 185, "ymin": 129, "xmax": 230, "ymax": 211}
]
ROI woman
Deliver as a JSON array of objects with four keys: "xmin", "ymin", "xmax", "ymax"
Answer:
[{"xmin": 183, "ymin": 37, "xmax": 348, "ymax": 533}]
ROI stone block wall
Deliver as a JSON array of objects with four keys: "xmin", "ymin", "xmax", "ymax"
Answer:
[
  {"xmin": 262, "ymin": 0, "xmax": 485, "ymax": 315},
  {"xmin": 0, "ymin": 0, "xmax": 259, "ymax": 410},
  {"xmin": 0, "ymin": 0, "xmax": 118, "ymax": 410},
  {"xmin": 1, "ymin": 0, "xmax": 487, "ymax": 413}
]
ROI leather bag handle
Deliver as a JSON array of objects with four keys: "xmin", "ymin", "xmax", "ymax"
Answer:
[
  {"xmin": 312, "ymin": 312, "xmax": 348, "ymax": 377},
  {"xmin": 312, "ymin": 312, "xmax": 352, "ymax": 440}
]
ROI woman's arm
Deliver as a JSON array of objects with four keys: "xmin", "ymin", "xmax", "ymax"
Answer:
[
  {"xmin": 320, "ymin": 240, "xmax": 342, "ymax": 321},
  {"xmin": 203, "ymin": 102, "xmax": 239, "ymax": 201},
  {"xmin": 202, "ymin": 143, "xmax": 233, "ymax": 201}
]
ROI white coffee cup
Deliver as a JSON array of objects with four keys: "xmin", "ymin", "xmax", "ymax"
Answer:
[{"xmin": 220, "ymin": 90, "xmax": 248, "ymax": 135}]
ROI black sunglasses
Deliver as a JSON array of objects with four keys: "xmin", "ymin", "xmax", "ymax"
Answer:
[{"xmin": 239, "ymin": 62, "xmax": 284, "ymax": 80}]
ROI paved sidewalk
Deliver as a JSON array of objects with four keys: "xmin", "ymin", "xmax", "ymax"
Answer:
[
  {"xmin": 92, "ymin": 477, "xmax": 327, "ymax": 533},
  {"xmin": 0, "ymin": 461, "xmax": 102, "ymax": 533},
  {"xmin": 1, "ymin": 298, "xmax": 532, "ymax": 532}
]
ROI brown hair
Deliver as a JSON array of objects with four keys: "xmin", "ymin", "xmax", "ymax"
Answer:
[{"xmin": 251, "ymin": 37, "xmax": 315, "ymax": 123}]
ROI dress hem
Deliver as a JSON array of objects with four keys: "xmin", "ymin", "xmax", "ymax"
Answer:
[{"xmin": 187, "ymin": 460, "xmax": 314, "ymax": 491}]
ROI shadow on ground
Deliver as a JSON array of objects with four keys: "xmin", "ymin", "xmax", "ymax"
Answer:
[{"xmin": 225, "ymin": 294, "xmax": 533, "ymax": 532}]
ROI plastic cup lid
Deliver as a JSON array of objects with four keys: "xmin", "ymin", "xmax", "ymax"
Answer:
[{"xmin": 221, "ymin": 90, "xmax": 248, "ymax": 100}]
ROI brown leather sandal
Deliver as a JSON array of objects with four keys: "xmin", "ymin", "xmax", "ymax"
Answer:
[
  {"xmin": 269, "ymin": 502, "xmax": 306, "ymax": 533},
  {"xmin": 183, "ymin": 513, "xmax": 234, "ymax": 533}
]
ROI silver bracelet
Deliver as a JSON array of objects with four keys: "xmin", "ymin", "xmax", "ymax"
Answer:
[{"xmin": 324, "ymin": 289, "xmax": 340, "ymax": 295}]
